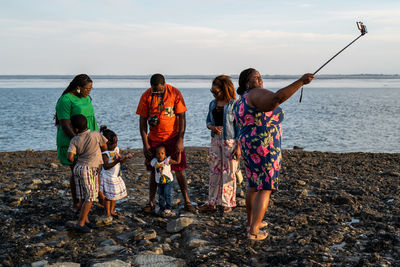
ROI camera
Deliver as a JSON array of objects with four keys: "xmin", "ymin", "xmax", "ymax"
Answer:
[{"xmin": 148, "ymin": 116, "xmax": 160, "ymax": 126}]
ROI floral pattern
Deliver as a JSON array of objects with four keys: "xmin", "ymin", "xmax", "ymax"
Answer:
[
  {"xmin": 208, "ymin": 126, "xmax": 238, "ymax": 207},
  {"xmin": 234, "ymin": 91, "xmax": 284, "ymax": 190}
]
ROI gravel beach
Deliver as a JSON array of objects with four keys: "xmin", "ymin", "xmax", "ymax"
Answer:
[{"xmin": 0, "ymin": 147, "xmax": 399, "ymax": 266}]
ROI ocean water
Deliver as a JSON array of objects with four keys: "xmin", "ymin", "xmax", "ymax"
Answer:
[{"xmin": 1, "ymin": 75, "xmax": 399, "ymax": 153}]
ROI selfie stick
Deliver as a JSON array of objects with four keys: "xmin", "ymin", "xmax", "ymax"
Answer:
[{"xmin": 299, "ymin": 22, "xmax": 368, "ymax": 102}]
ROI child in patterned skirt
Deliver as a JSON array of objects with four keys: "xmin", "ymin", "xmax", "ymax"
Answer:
[{"xmin": 99, "ymin": 126, "xmax": 133, "ymax": 219}]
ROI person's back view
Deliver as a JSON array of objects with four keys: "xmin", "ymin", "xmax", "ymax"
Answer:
[{"xmin": 67, "ymin": 114, "xmax": 108, "ymax": 233}]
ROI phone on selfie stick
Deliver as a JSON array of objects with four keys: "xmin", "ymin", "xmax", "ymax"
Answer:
[{"xmin": 299, "ymin": 21, "xmax": 368, "ymax": 102}]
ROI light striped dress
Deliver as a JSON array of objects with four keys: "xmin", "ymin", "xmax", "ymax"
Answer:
[{"xmin": 100, "ymin": 147, "xmax": 127, "ymax": 200}]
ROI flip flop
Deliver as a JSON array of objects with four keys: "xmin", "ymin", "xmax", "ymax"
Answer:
[
  {"xmin": 184, "ymin": 202, "xmax": 196, "ymax": 213},
  {"xmin": 223, "ymin": 207, "xmax": 232, "ymax": 213},
  {"xmin": 197, "ymin": 204, "xmax": 216, "ymax": 212},
  {"xmin": 143, "ymin": 203, "xmax": 155, "ymax": 213},
  {"xmin": 85, "ymin": 222, "xmax": 99, "ymax": 229},
  {"xmin": 246, "ymin": 221, "xmax": 268, "ymax": 232},
  {"xmin": 247, "ymin": 230, "xmax": 268, "ymax": 240},
  {"xmin": 74, "ymin": 224, "xmax": 91, "ymax": 233}
]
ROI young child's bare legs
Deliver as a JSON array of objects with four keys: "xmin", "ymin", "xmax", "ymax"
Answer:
[
  {"xmin": 111, "ymin": 200, "xmax": 117, "ymax": 215},
  {"xmin": 78, "ymin": 200, "xmax": 93, "ymax": 226},
  {"xmin": 105, "ymin": 198, "xmax": 117, "ymax": 216},
  {"xmin": 69, "ymin": 165, "xmax": 78, "ymax": 208},
  {"xmin": 105, "ymin": 199, "xmax": 111, "ymax": 216},
  {"xmin": 98, "ymin": 191, "xmax": 105, "ymax": 207}
]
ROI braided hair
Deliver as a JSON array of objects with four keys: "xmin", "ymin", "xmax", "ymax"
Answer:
[
  {"xmin": 54, "ymin": 74, "xmax": 93, "ymax": 125},
  {"xmin": 61, "ymin": 74, "xmax": 92, "ymax": 96}
]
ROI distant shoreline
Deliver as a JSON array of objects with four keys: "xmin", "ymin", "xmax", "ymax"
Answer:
[{"xmin": 1, "ymin": 74, "xmax": 399, "ymax": 79}]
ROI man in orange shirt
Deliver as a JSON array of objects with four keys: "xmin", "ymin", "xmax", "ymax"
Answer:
[{"xmin": 136, "ymin": 73, "xmax": 195, "ymax": 213}]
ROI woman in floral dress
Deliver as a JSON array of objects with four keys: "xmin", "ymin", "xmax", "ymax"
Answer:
[{"xmin": 234, "ymin": 68, "xmax": 314, "ymax": 240}]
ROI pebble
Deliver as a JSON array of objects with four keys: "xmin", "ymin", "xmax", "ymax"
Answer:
[
  {"xmin": 134, "ymin": 254, "xmax": 185, "ymax": 267},
  {"xmin": 297, "ymin": 180, "xmax": 307, "ymax": 186},
  {"xmin": 166, "ymin": 217, "xmax": 194, "ymax": 233},
  {"xmin": 91, "ymin": 259, "xmax": 130, "ymax": 267},
  {"xmin": 50, "ymin": 163, "xmax": 59, "ymax": 169},
  {"xmin": 95, "ymin": 215, "xmax": 113, "ymax": 226},
  {"xmin": 91, "ymin": 245, "xmax": 126, "ymax": 258},
  {"xmin": 46, "ymin": 263, "xmax": 80, "ymax": 267}
]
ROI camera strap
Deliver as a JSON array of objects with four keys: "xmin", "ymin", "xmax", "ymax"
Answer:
[{"xmin": 147, "ymin": 92, "xmax": 164, "ymax": 119}]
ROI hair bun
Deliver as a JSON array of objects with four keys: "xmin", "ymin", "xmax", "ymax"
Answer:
[
  {"xmin": 237, "ymin": 86, "xmax": 245, "ymax": 95},
  {"xmin": 99, "ymin": 125, "xmax": 108, "ymax": 133}
]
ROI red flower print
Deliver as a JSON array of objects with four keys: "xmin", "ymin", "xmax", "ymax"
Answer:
[
  {"xmin": 257, "ymin": 145, "xmax": 269, "ymax": 157},
  {"xmin": 252, "ymin": 172, "xmax": 258, "ymax": 183},
  {"xmin": 239, "ymin": 103, "xmax": 244, "ymax": 117},
  {"xmin": 269, "ymin": 167, "xmax": 275, "ymax": 178},
  {"xmin": 246, "ymin": 167, "xmax": 252, "ymax": 178},
  {"xmin": 244, "ymin": 114, "xmax": 255, "ymax": 125},
  {"xmin": 273, "ymin": 159, "xmax": 280, "ymax": 171},
  {"xmin": 250, "ymin": 153, "xmax": 261, "ymax": 164}
]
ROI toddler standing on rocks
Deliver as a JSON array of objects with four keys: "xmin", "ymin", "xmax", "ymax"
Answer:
[
  {"xmin": 67, "ymin": 114, "xmax": 108, "ymax": 233},
  {"xmin": 99, "ymin": 126, "xmax": 133, "ymax": 220},
  {"xmin": 149, "ymin": 145, "xmax": 181, "ymax": 216}
]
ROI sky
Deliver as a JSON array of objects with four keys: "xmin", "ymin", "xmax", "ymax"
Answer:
[{"xmin": 0, "ymin": 0, "xmax": 399, "ymax": 75}]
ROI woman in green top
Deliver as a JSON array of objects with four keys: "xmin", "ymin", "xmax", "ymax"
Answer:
[{"xmin": 55, "ymin": 74, "xmax": 98, "ymax": 208}]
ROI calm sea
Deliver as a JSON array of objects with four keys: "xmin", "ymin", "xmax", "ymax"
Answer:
[{"xmin": 1, "ymin": 75, "xmax": 399, "ymax": 153}]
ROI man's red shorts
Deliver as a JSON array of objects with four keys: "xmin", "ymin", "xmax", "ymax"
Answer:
[{"xmin": 146, "ymin": 135, "xmax": 187, "ymax": 171}]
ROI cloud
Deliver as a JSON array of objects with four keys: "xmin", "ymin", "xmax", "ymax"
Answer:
[{"xmin": 0, "ymin": 16, "xmax": 399, "ymax": 74}]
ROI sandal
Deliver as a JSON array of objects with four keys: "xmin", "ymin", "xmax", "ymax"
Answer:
[
  {"xmin": 74, "ymin": 224, "xmax": 91, "ymax": 233},
  {"xmin": 246, "ymin": 221, "xmax": 268, "ymax": 232},
  {"xmin": 143, "ymin": 203, "xmax": 155, "ymax": 213},
  {"xmin": 198, "ymin": 204, "xmax": 216, "ymax": 212},
  {"xmin": 247, "ymin": 230, "xmax": 268, "ymax": 240},
  {"xmin": 184, "ymin": 202, "xmax": 196, "ymax": 213},
  {"xmin": 223, "ymin": 207, "xmax": 232, "ymax": 213},
  {"xmin": 85, "ymin": 222, "xmax": 99, "ymax": 229}
]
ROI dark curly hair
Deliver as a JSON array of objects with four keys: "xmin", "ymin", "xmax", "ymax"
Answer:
[
  {"xmin": 100, "ymin": 125, "xmax": 117, "ymax": 144},
  {"xmin": 237, "ymin": 68, "xmax": 256, "ymax": 95}
]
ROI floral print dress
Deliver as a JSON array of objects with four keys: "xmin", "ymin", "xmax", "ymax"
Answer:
[{"xmin": 234, "ymin": 91, "xmax": 284, "ymax": 190}]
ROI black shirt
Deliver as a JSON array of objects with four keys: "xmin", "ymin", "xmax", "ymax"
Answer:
[{"xmin": 212, "ymin": 106, "xmax": 224, "ymax": 126}]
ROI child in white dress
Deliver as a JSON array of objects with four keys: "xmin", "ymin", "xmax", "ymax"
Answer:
[{"xmin": 100, "ymin": 126, "xmax": 133, "ymax": 218}]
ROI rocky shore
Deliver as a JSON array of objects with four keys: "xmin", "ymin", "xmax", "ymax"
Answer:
[{"xmin": 0, "ymin": 148, "xmax": 399, "ymax": 266}]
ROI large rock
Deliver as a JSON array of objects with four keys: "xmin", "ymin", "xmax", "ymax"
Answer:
[
  {"xmin": 99, "ymin": 239, "xmax": 117, "ymax": 247},
  {"xmin": 90, "ymin": 259, "xmax": 130, "ymax": 267},
  {"xmin": 91, "ymin": 245, "xmax": 126, "ymax": 258},
  {"xmin": 31, "ymin": 260, "xmax": 48, "ymax": 267},
  {"xmin": 46, "ymin": 263, "xmax": 80, "ymax": 267},
  {"xmin": 166, "ymin": 217, "xmax": 194, "ymax": 233},
  {"xmin": 134, "ymin": 229, "xmax": 157, "ymax": 241},
  {"xmin": 95, "ymin": 216, "xmax": 113, "ymax": 226},
  {"xmin": 134, "ymin": 255, "xmax": 185, "ymax": 267},
  {"xmin": 186, "ymin": 237, "xmax": 208, "ymax": 248},
  {"xmin": 116, "ymin": 232, "xmax": 134, "ymax": 243}
]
